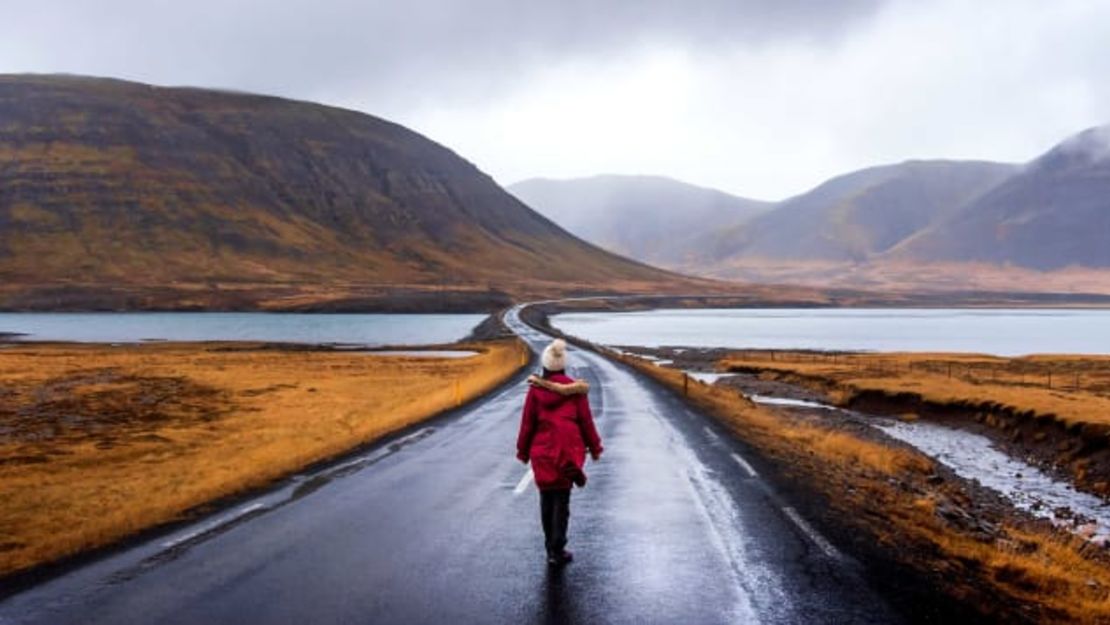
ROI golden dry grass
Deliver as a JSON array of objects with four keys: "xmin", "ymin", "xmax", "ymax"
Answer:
[
  {"xmin": 720, "ymin": 351, "xmax": 1110, "ymax": 428},
  {"xmin": 618, "ymin": 354, "xmax": 930, "ymax": 476},
  {"xmin": 615, "ymin": 350, "xmax": 1110, "ymax": 622},
  {"xmin": 0, "ymin": 339, "xmax": 526, "ymax": 577}
]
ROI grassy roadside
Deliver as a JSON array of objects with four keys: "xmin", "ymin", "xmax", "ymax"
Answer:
[
  {"xmin": 0, "ymin": 338, "xmax": 528, "ymax": 579},
  {"xmin": 613, "ymin": 351, "xmax": 1110, "ymax": 622},
  {"xmin": 720, "ymin": 351, "xmax": 1110, "ymax": 497},
  {"xmin": 609, "ymin": 350, "xmax": 1110, "ymax": 623},
  {"xmin": 720, "ymin": 351, "xmax": 1110, "ymax": 427}
]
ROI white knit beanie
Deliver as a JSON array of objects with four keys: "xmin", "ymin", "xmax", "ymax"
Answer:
[{"xmin": 542, "ymin": 338, "xmax": 567, "ymax": 371}]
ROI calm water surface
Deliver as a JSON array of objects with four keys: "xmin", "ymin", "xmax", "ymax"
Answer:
[
  {"xmin": 0, "ymin": 313, "xmax": 485, "ymax": 345},
  {"xmin": 553, "ymin": 308, "xmax": 1110, "ymax": 356}
]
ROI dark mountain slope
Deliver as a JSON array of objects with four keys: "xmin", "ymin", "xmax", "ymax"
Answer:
[{"xmin": 0, "ymin": 75, "xmax": 694, "ymax": 309}]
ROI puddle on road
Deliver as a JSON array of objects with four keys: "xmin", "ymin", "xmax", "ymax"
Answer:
[{"xmin": 875, "ymin": 418, "xmax": 1110, "ymax": 542}]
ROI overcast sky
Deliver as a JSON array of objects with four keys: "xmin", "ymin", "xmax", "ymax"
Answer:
[{"xmin": 2, "ymin": 0, "xmax": 1108, "ymax": 199}]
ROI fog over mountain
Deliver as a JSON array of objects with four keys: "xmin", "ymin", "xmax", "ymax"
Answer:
[
  {"xmin": 890, "ymin": 125, "xmax": 1110, "ymax": 270},
  {"xmin": 694, "ymin": 160, "xmax": 1017, "ymax": 265},
  {"xmin": 508, "ymin": 175, "xmax": 771, "ymax": 266}
]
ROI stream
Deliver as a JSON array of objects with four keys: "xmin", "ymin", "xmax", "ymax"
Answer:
[{"xmin": 685, "ymin": 370, "xmax": 1110, "ymax": 542}]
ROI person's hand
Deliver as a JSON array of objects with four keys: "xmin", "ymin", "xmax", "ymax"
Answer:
[
  {"xmin": 516, "ymin": 450, "xmax": 529, "ymax": 464},
  {"xmin": 590, "ymin": 449, "xmax": 602, "ymax": 462},
  {"xmin": 527, "ymin": 374, "xmax": 543, "ymax": 387}
]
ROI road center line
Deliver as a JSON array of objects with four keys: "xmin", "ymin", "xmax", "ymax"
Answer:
[
  {"xmin": 781, "ymin": 505, "xmax": 842, "ymax": 560},
  {"xmin": 513, "ymin": 469, "xmax": 533, "ymax": 495},
  {"xmin": 703, "ymin": 426, "xmax": 721, "ymax": 443},
  {"xmin": 730, "ymin": 452, "xmax": 758, "ymax": 478}
]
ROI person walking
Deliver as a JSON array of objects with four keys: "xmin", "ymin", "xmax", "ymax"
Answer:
[{"xmin": 516, "ymin": 338, "xmax": 603, "ymax": 566}]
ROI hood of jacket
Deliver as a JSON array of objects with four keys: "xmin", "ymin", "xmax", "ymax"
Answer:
[{"xmin": 533, "ymin": 372, "xmax": 575, "ymax": 409}]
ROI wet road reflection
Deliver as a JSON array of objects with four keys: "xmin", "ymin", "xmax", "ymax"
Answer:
[{"xmin": 0, "ymin": 304, "xmax": 901, "ymax": 625}]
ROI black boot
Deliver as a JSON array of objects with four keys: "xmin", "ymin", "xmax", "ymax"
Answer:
[
  {"xmin": 541, "ymin": 489, "xmax": 572, "ymax": 564},
  {"xmin": 547, "ymin": 550, "xmax": 573, "ymax": 566}
]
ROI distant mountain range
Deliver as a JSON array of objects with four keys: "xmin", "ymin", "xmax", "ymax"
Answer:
[
  {"xmin": 508, "ymin": 175, "xmax": 771, "ymax": 266},
  {"xmin": 693, "ymin": 160, "xmax": 1017, "ymax": 263},
  {"xmin": 890, "ymin": 127, "xmax": 1110, "ymax": 270},
  {"xmin": 514, "ymin": 127, "xmax": 1110, "ymax": 293},
  {"xmin": 0, "ymin": 75, "xmax": 699, "ymax": 310}
]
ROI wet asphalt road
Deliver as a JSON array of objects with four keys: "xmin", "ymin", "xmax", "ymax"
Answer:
[{"xmin": 0, "ymin": 305, "xmax": 903, "ymax": 625}]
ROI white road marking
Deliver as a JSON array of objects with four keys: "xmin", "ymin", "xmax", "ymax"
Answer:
[
  {"xmin": 160, "ymin": 503, "xmax": 268, "ymax": 549},
  {"xmin": 633, "ymin": 399, "xmax": 769, "ymax": 621},
  {"xmin": 781, "ymin": 506, "xmax": 842, "ymax": 560},
  {"xmin": 703, "ymin": 426, "xmax": 721, "ymax": 443},
  {"xmin": 730, "ymin": 453, "xmax": 758, "ymax": 478},
  {"xmin": 513, "ymin": 469, "xmax": 534, "ymax": 495}
]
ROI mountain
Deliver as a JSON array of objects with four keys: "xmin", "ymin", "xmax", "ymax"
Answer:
[
  {"xmin": 693, "ymin": 160, "xmax": 1018, "ymax": 265},
  {"xmin": 516, "ymin": 126, "xmax": 1110, "ymax": 295},
  {"xmin": 890, "ymin": 126, "xmax": 1110, "ymax": 270},
  {"xmin": 0, "ymin": 75, "xmax": 696, "ymax": 310},
  {"xmin": 508, "ymin": 175, "xmax": 771, "ymax": 266}
]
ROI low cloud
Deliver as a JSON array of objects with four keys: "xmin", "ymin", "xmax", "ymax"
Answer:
[{"xmin": 1, "ymin": 0, "xmax": 1108, "ymax": 198}]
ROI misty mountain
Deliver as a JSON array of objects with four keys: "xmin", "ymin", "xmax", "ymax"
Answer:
[
  {"xmin": 889, "ymin": 126, "xmax": 1110, "ymax": 270},
  {"xmin": 508, "ymin": 175, "xmax": 772, "ymax": 266},
  {"xmin": 0, "ymin": 75, "xmax": 690, "ymax": 310},
  {"xmin": 695, "ymin": 160, "xmax": 1018, "ymax": 265}
]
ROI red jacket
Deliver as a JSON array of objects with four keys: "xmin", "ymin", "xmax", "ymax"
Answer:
[{"xmin": 516, "ymin": 373, "xmax": 603, "ymax": 491}]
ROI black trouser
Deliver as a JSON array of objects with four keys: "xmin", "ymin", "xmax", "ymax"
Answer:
[{"xmin": 539, "ymin": 488, "xmax": 571, "ymax": 555}]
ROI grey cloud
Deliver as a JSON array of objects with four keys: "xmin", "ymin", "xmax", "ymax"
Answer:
[
  {"xmin": 1, "ymin": 0, "xmax": 884, "ymax": 106},
  {"xmin": 5, "ymin": 0, "xmax": 1105, "ymax": 200}
]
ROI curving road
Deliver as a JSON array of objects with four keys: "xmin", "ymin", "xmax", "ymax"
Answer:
[{"xmin": 0, "ymin": 305, "xmax": 902, "ymax": 624}]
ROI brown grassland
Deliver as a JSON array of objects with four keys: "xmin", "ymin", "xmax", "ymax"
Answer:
[
  {"xmin": 719, "ymin": 350, "xmax": 1110, "ymax": 429},
  {"xmin": 0, "ymin": 339, "xmax": 526, "ymax": 578},
  {"xmin": 613, "ymin": 350, "xmax": 1110, "ymax": 623}
]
